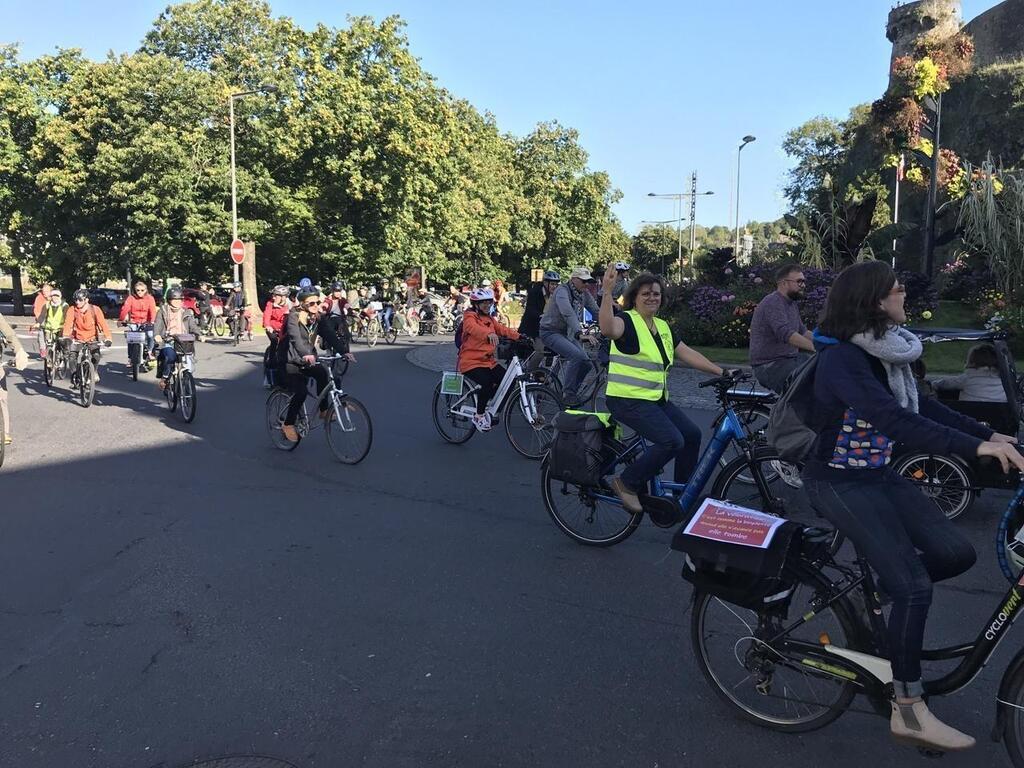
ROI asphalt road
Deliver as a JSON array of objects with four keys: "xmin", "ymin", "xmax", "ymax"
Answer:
[{"xmin": 0, "ymin": 331, "xmax": 1020, "ymax": 768}]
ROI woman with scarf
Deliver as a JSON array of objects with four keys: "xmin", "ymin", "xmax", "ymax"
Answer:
[{"xmin": 805, "ymin": 261, "xmax": 1024, "ymax": 752}]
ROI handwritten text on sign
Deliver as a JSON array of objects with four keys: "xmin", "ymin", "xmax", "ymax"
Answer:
[{"xmin": 683, "ymin": 499, "xmax": 785, "ymax": 549}]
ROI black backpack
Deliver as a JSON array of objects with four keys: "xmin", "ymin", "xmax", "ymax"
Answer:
[
  {"xmin": 764, "ymin": 356, "xmax": 826, "ymax": 464},
  {"xmin": 547, "ymin": 410, "xmax": 615, "ymax": 487}
]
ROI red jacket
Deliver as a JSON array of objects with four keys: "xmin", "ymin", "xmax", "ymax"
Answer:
[
  {"xmin": 263, "ymin": 300, "xmax": 289, "ymax": 334},
  {"xmin": 457, "ymin": 309, "xmax": 519, "ymax": 373},
  {"xmin": 63, "ymin": 303, "xmax": 112, "ymax": 342},
  {"xmin": 119, "ymin": 294, "xmax": 157, "ymax": 324}
]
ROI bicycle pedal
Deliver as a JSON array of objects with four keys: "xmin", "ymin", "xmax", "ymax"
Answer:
[
  {"xmin": 640, "ymin": 495, "xmax": 684, "ymax": 528},
  {"xmin": 916, "ymin": 747, "xmax": 946, "ymax": 759}
]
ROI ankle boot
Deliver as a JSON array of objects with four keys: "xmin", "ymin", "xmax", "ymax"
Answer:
[{"xmin": 890, "ymin": 699, "xmax": 975, "ymax": 751}]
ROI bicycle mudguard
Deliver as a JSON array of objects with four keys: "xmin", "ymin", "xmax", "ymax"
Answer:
[{"xmin": 640, "ymin": 494, "xmax": 683, "ymax": 528}]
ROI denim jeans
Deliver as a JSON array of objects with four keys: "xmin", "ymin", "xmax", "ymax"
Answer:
[
  {"xmin": 804, "ymin": 474, "xmax": 976, "ymax": 689},
  {"xmin": 752, "ymin": 355, "xmax": 809, "ymax": 395},
  {"xmin": 540, "ymin": 330, "xmax": 589, "ymax": 398},
  {"xmin": 157, "ymin": 346, "xmax": 177, "ymax": 379},
  {"xmin": 382, "ymin": 306, "xmax": 394, "ymax": 331},
  {"xmin": 605, "ymin": 396, "xmax": 702, "ymax": 492}
]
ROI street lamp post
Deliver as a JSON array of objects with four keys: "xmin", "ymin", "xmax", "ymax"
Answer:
[
  {"xmin": 229, "ymin": 84, "xmax": 278, "ymax": 283},
  {"xmin": 733, "ymin": 135, "xmax": 756, "ymax": 263},
  {"xmin": 647, "ymin": 188, "xmax": 713, "ymax": 280}
]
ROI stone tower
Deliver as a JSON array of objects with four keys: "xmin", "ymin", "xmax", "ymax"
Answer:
[{"xmin": 886, "ymin": 0, "xmax": 962, "ymax": 73}]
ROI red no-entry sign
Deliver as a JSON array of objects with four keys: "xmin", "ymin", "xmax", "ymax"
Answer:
[{"xmin": 230, "ymin": 239, "xmax": 245, "ymax": 265}]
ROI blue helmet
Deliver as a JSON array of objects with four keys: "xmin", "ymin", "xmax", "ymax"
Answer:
[{"xmin": 298, "ymin": 277, "xmax": 313, "ymax": 289}]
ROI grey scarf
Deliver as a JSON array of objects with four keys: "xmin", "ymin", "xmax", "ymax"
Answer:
[{"xmin": 850, "ymin": 326, "xmax": 923, "ymax": 413}]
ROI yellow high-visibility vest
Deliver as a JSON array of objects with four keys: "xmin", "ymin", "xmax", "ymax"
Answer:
[{"xmin": 605, "ymin": 310, "xmax": 674, "ymax": 401}]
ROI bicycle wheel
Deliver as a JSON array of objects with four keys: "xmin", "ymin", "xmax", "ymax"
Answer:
[
  {"xmin": 999, "ymin": 659, "xmax": 1024, "ymax": 767},
  {"xmin": 503, "ymin": 384, "xmax": 562, "ymax": 460},
  {"xmin": 213, "ymin": 315, "xmax": 227, "ymax": 337},
  {"xmin": 540, "ymin": 440, "xmax": 643, "ymax": 547},
  {"xmin": 179, "ymin": 371, "xmax": 197, "ymax": 423},
  {"xmin": 43, "ymin": 355, "xmax": 53, "ymax": 389},
  {"xmin": 80, "ymin": 360, "xmax": 95, "ymax": 408},
  {"xmin": 384, "ymin": 325, "xmax": 398, "ymax": 344},
  {"xmin": 325, "ymin": 394, "xmax": 373, "ymax": 464},
  {"xmin": 129, "ymin": 342, "xmax": 140, "ymax": 382},
  {"xmin": 266, "ymin": 389, "xmax": 300, "ymax": 451},
  {"xmin": 56, "ymin": 349, "xmax": 68, "ymax": 380},
  {"xmin": 892, "ymin": 453, "xmax": 974, "ymax": 520},
  {"xmin": 999, "ymin": 496, "xmax": 1024, "ymax": 583},
  {"xmin": 165, "ymin": 374, "xmax": 178, "ymax": 412},
  {"xmin": 713, "ymin": 404, "xmax": 772, "ymax": 482},
  {"xmin": 431, "ymin": 381, "xmax": 476, "ymax": 444},
  {"xmin": 710, "ymin": 448, "xmax": 788, "ymax": 515},
  {"xmin": 691, "ymin": 564, "xmax": 860, "ymax": 733},
  {"xmin": 367, "ymin": 319, "xmax": 379, "ymax": 347}
]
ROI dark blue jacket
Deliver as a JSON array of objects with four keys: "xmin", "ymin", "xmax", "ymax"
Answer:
[{"xmin": 805, "ymin": 332, "xmax": 992, "ymax": 482}]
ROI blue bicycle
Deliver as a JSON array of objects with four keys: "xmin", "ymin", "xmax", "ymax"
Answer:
[{"xmin": 541, "ymin": 371, "xmax": 787, "ymax": 546}]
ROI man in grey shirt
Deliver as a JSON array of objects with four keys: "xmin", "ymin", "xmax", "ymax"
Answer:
[
  {"xmin": 749, "ymin": 263, "xmax": 814, "ymax": 393},
  {"xmin": 540, "ymin": 266, "xmax": 599, "ymax": 403}
]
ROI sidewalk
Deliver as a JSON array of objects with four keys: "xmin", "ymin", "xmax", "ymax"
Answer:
[{"xmin": 405, "ymin": 341, "xmax": 742, "ymax": 410}]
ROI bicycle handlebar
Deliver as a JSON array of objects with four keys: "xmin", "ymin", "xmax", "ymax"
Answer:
[{"xmin": 698, "ymin": 369, "xmax": 749, "ymax": 389}]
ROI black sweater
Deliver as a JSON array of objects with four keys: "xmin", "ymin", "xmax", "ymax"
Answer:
[
  {"xmin": 805, "ymin": 338, "xmax": 992, "ymax": 482},
  {"xmin": 277, "ymin": 309, "xmax": 349, "ymax": 374}
]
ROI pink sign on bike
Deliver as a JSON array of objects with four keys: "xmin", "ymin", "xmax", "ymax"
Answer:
[{"xmin": 683, "ymin": 499, "xmax": 785, "ymax": 549}]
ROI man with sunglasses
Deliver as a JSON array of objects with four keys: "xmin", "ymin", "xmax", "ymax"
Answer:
[
  {"xmin": 275, "ymin": 288, "xmax": 354, "ymax": 443},
  {"xmin": 119, "ymin": 281, "xmax": 158, "ymax": 364},
  {"xmin": 749, "ymin": 263, "xmax": 815, "ymax": 395},
  {"xmin": 62, "ymin": 289, "xmax": 113, "ymax": 382}
]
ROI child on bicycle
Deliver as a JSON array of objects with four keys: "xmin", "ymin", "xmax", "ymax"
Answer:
[
  {"xmin": 932, "ymin": 343, "xmax": 1007, "ymax": 402},
  {"xmin": 458, "ymin": 288, "xmax": 523, "ymax": 432}
]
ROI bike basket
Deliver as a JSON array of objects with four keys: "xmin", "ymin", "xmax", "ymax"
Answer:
[
  {"xmin": 547, "ymin": 410, "xmax": 615, "ymax": 487},
  {"xmin": 125, "ymin": 331, "xmax": 146, "ymax": 344},
  {"xmin": 173, "ymin": 334, "xmax": 195, "ymax": 355},
  {"xmin": 496, "ymin": 339, "xmax": 515, "ymax": 362},
  {"xmin": 671, "ymin": 499, "xmax": 803, "ymax": 610}
]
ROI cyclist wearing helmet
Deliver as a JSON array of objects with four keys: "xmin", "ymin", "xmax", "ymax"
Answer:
[
  {"xmin": 458, "ymin": 287, "xmax": 523, "ymax": 432},
  {"xmin": 195, "ymin": 282, "xmax": 214, "ymax": 332},
  {"xmin": 0, "ymin": 309, "xmax": 29, "ymax": 446},
  {"xmin": 224, "ymin": 281, "xmax": 251, "ymax": 339},
  {"xmin": 262, "ymin": 285, "xmax": 291, "ymax": 388},
  {"xmin": 154, "ymin": 287, "xmax": 200, "ymax": 389},
  {"xmin": 519, "ymin": 270, "xmax": 560, "ymax": 339},
  {"xmin": 540, "ymin": 266, "xmax": 599, "ymax": 404},
  {"xmin": 322, "ymin": 282, "xmax": 351, "ymax": 337},
  {"xmin": 276, "ymin": 288, "xmax": 354, "ymax": 443},
  {"xmin": 62, "ymin": 289, "xmax": 112, "ymax": 381}
]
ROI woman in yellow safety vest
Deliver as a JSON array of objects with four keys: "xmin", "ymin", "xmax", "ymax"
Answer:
[{"xmin": 598, "ymin": 264, "xmax": 724, "ymax": 514}]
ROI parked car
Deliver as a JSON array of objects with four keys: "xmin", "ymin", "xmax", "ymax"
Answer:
[
  {"xmin": 181, "ymin": 288, "xmax": 224, "ymax": 317},
  {"xmin": 88, "ymin": 288, "xmax": 127, "ymax": 318}
]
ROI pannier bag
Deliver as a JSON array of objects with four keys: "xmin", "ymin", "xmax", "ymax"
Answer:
[
  {"xmin": 671, "ymin": 499, "xmax": 803, "ymax": 610},
  {"xmin": 547, "ymin": 410, "xmax": 615, "ymax": 487}
]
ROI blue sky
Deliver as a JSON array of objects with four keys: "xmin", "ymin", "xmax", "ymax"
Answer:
[{"xmin": 1, "ymin": 0, "xmax": 1000, "ymax": 234}]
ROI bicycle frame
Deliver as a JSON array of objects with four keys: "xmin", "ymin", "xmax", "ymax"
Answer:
[
  {"xmin": 759, "ymin": 554, "xmax": 1024, "ymax": 721},
  {"xmin": 445, "ymin": 356, "xmax": 530, "ymax": 420},
  {"xmin": 585, "ymin": 404, "xmax": 751, "ymax": 515},
  {"xmin": 297, "ymin": 357, "xmax": 359, "ymax": 434}
]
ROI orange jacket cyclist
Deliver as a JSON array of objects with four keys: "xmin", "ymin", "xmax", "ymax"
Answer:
[
  {"xmin": 457, "ymin": 287, "xmax": 522, "ymax": 432},
  {"xmin": 62, "ymin": 289, "xmax": 113, "ymax": 381},
  {"xmin": 119, "ymin": 280, "xmax": 158, "ymax": 359}
]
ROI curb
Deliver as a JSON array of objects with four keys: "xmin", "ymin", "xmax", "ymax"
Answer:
[{"xmin": 405, "ymin": 342, "xmax": 457, "ymax": 373}]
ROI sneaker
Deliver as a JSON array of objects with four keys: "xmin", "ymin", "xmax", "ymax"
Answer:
[
  {"xmin": 92, "ymin": 371, "xmax": 100, "ymax": 383},
  {"xmin": 771, "ymin": 460, "xmax": 804, "ymax": 489},
  {"xmin": 482, "ymin": 412, "xmax": 493, "ymax": 430},
  {"xmin": 281, "ymin": 424, "xmax": 300, "ymax": 443},
  {"xmin": 610, "ymin": 476, "xmax": 643, "ymax": 514},
  {"xmin": 472, "ymin": 414, "xmax": 491, "ymax": 432},
  {"xmin": 890, "ymin": 699, "xmax": 975, "ymax": 752}
]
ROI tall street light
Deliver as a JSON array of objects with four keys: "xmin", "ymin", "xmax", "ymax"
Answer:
[
  {"xmin": 647, "ymin": 188, "xmax": 714, "ymax": 280},
  {"xmin": 230, "ymin": 83, "xmax": 278, "ymax": 283},
  {"xmin": 733, "ymin": 135, "xmax": 756, "ymax": 263}
]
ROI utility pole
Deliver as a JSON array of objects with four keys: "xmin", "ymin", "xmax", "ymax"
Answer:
[
  {"xmin": 688, "ymin": 171, "xmax": 698, "ymax": 278},
  {"xmin": 920, "ymin": 94, "xmax": 942, "ymax": 277}
]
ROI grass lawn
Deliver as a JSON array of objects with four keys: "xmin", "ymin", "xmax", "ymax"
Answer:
[{"xmin": 691, "ymin": 300, "xmax": 985, "ymax": 374}]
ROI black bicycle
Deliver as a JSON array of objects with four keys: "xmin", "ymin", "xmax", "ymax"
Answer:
[
  {"xmin": 691, "ymin": 523, "xmax": 1024, "ymax": 763},
  {"xmin": 41, "ymin": 330, "xmax": 69, "ymax": 389},
  {"xmin": 124, "ymin": 322, "xmax": 154, "ymax": 381},
  {"xmin": 67, "ymin": 339, "xmax": 102, "ymax": 408}
]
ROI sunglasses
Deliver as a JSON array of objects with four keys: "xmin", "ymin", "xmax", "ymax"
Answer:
[{"xmin": 303, "ymin": 301, "xmax": 322, "ymax": 308}]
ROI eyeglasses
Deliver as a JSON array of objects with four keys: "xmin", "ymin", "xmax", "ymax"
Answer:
[
  {"xmin": 303, "ymin": 301, "xmax": 322, "ymax": 308},
  {"xmin": 890, "ymin": 284, "xmax": 907, "ymax": 295}
]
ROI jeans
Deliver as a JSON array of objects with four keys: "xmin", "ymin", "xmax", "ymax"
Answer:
[
  {"xmin": 606, "ymin": 396, "xmax": 702, "ymax": 492},
  {"xmin": 804, "ymin": 474, "xmax": 976, "ymax": 689},
  {"xmin": 157, "ymin": 345, "xmax": 177, "ymax": 379},
  {"xmin": 752, "ymin": 355, "xmax": 809, "ymax": 395},
  {"xmin": 382, "ymin": 306, "xmax": 394, "ymax": 331},
  {"xmin": 465, "ymin": 365, "xmax": 505, "ymax": 414},
  {"xmin": 540, "ymin": 330, "xmax": 589, "ymax": 398},
  {"xmin": 285, "ymin": 366, "xmax": 329, "ymax": 425}
]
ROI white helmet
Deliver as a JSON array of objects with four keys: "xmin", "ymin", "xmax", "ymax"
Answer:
[
  {"xmin": 614, "ymin": 262, "xmax": 631, "ymax": 272},
  {"xmin": 481, "ymin": 279, "xmax": 492, "ymax": 287},
  {"xmin": 470, "ymin": 288, "xmax": 494, "ymax": 302}
]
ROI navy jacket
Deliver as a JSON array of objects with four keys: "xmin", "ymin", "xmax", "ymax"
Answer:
[{"xmin": 805, "ymin": 333, "xmax": 992, "ymax": 482}]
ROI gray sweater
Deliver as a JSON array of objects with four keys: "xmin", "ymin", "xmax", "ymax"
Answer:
[{"xmin": 540, "ymin": 283, "xmax": 598, "ymax": 337}]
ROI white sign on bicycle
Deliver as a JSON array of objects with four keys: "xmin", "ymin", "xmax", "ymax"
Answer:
[{"xmin": 683, "ymin": 498, "xmax": 785, "ymax": 549}]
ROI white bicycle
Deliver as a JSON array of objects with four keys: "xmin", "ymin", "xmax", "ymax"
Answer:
[{"xmin": 431, "ymin": 338, "xmax": 562, "ymax": 460}]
